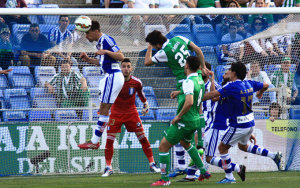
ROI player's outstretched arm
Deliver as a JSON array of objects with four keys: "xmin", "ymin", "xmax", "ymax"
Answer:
[
  {"xmin": 188, "ymin": 41, "xmax": 205, "ymax": 70},
  {"xmin": 80, "ymin": 52, "xmax": 99, "ymax": 66},
  {"xmin": 145, "ymin": 44, "xmax": 155, "ymax": 66},
  {"xmin": 99, "ymin": 50, "xmax": 124, "ymax": 61},
  {"xmin": 256, "ymin": 82, "xmax": 269, "ymax": 99},
  {"xmin": 202, "ymin": 90, "xmax": 221, "ymax": 102}
]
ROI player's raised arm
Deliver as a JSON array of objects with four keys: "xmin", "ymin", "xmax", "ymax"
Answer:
[
  {"xmin": 145, "ymin": 44, "xmax": 154, "ymax": 66},
  {"xmin": 188, "ymin": 41, "xmax": 205, "ymax": 70},
  {"xmin": 80, "ymin": 52, "xmax": 99, "ymax": 66},
  {"xmin": 256, "ymin": 82, "xmax": 269, "ymax": 99},
  {"xmin": 202, "ymin": 90, "xmax": 221, "ymax": 101}
]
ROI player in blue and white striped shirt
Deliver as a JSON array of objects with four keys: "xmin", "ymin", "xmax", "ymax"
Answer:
[{"xmin": 78, "ymin": 20, "xmax": 125, "ymax": 150}]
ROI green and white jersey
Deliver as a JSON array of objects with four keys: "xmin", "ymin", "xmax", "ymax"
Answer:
[
  {"xmin": 152, "ymin": 36, "xmax": 191, "ymax": 84},
  {"xmin": 281, "ymin": 0, "xmax": 300, "ymax": 7},
  {"xmin": 49, "ymin": 70, "xmax": 85, "ymax": 104},
  {"xmin": 177, "ymin": 72, "xmax": 205, "ymax": 125}
]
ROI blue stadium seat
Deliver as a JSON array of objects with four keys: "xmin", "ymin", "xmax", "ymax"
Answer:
[
  {"xmin": 29, "ymin": 111, "xmax": 53, "ymax": 121},
  {"xmin": 12, "ymin": 24, "xmax": 30, "ymax": 46},
  {"xmin": 31, "ymin": 88, "xmax": 57, "ymax": 108},
  {"xmin": 38, "ymin": 4, "xmax": 60, "ymax": 24},
  {"xmin": 26, "ymin": 0, "xmax": 43, "ymax": 5},
  {"xmin": 290, "ymin": 108, "xmax": 300, "ymax": 119},
  {"xmin": 82, "ymin": 109, "xmax": 99, "ymax": 121},
  {"xmin": 67, "ymin": 24, "xmax": 76, "ymax": 32},
  {"xmin": 3, "ymin": 111, "xmax": 28, "ymax": 122},
  {"xmin": 138, "ymin": 109, "xmax": 155, "ymax": 121},
  {"xmin": 194, "ymin": 16, "xmax": 203, "ymax": 24},
  {"xmin": 169, "ymin": 24, "xmax": 195, "ymax": 42},
  {"xmin": 0, "ymin": 90, "xmax": 5, "ymax": 109},
  {"xmin": 39, "ymin": 24, "xmax": 57, "ymax": 37},
  {"xmin": 34, "ymin": 66, "xmax": 56, "ymax": 87},
  {"xmin": 156, "ymin": 108, "xmax": 177, "ymax": 121},
  {"xmin": 136, "ymin": 95, "xmax": 158, "ymax": 109},
  {"xmin": 58, "ymin": 66, "xmax": 80, "ymax": 73},
  {"xmin": 89, "ymin": 88, "xmax": 100, "ymax": 108},
  {"xmin": 145, "ymin": 25, "xmax": 167, "ymax": 38},
  {"xmin": 82, "ymin": 66, "xmax": 104, "ymax": 88},
  {"xmin": 192, "ymin": 24, "xmax": 218, "ymax": 47},
  {"xmin": 8, "ymin": 66, "xmax": 35, "ymax": 91},
  {"xmin": 55, "ymin": 110, "xmax": 79, "ymax": 122},
  {"xmin": 27, "ymin": 4, "xmax": 40, "ymax": 24},
  {"xmin": 4, "ymin": 88, "xmax": 31, "ymax": 109},
  {"xmin": 0, "ymin": 67, "xmax": 9, "ymax": 90},
  {"xmin": 216, "ymin": 65, "xmax": 230, "ymax": 83},
  {"xmin": 143, "ymin": 86, "xmax": 155, "ymax": 96}
]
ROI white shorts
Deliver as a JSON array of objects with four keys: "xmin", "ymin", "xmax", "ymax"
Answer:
[
  {"xmin": 99, "ymin": 71, "xmax": 124, "ymax": 104},
  {"xmin": 221, "ymin": 126, "xmax": 254, "ymax": 147},
  {"xmin": 204, "ymin": 128, "xmax": 227, "ymax": 157}
]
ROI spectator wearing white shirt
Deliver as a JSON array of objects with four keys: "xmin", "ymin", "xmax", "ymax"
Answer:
[
  {"xmin": 155, "ymin": 0, "xmax": 181, "ymax": 28},
  {"xmin": 272, "ymin": 34, "xmax": 292, "ymax": 57},
  {"xmin": 247, "ymin": 60, "xmax": 277, "ymax": 105}
]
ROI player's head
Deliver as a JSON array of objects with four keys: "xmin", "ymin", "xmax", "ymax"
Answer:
[
  {"xmin": 121, "ymin": 58, "xmax": 132, "ymax": 78},
  {"xmin": 281, "ymin": 56, "xmax": 291, "ymax": 73},
  {"xmin": 145, "ymin": 30, "xmax": 167, "ymax": 50},
  {"xmin": 229, "ymin": 61, "xmax": 247, "ymax": 81},
  {"xmin": 269, "ymin": 102, "xmax": 282, "ymax": 119},
  {"xmin": 222, "ymin": 70, "xmax": 231, "ymax": 86},
  {"xmin": 59, "ymin": 15, "xmax": 69, "ymax": 31},
  {"xmin": 202, "ymin": 61, "xmax": 211, "ymax": 81},
  {"xmin": 185, "ymin": 56, "xmax": 200, "ymax": 75},
  {"xmin": 85, "ymin": 20, "xmax": 101, "ymax": 42},
  {"xmin": 250, "ymin": 60, "xmax": 261, "ymax": 77}
]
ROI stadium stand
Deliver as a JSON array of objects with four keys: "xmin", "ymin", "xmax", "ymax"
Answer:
[
  {"xmin": 30, "ymin": 87, "xmax": 57, "ymax": 108},
  {"xmin": 82, "ymin": 66, "xmax": 104, "ymax": 88},
  {"xmin": 55, "ymin": 110, "xmax": 79, "ymax": 122},
  {"xmin": 138, "ymin": 109, "xmax": 155, "ymax": 121},
  {"xmin": 29, "ymin": 110, "xmax": 53, "ymax": 121},
  {"xmin": 34, "ymin": 66, "xmax": 56, "ymax": 87},
  {"xmin": 0, "ymin": 69, "xmax": 9, "ymax": 91},
  {"xmin": 8, "ymin": 66, "xmax": 35, "ymax": 91},
  {"xmin": 192, "ymin": 24, "xmax": 218, "ymax": 47},
  {"xmin": 156, "ymin": 108, "xmax": 177, "ymax": 121},
  {"xmin": 169, "ymin": 24, "xmax": 195, "ymax": 42}
]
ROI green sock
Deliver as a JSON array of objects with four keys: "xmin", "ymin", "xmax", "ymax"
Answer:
[
  {"xmin": 159, "ymin": 152, "xmax": 170, "ymax": 181},
  {"xmin": 187, "ymin": 145, "xmax": 206, "ymax": 174}
]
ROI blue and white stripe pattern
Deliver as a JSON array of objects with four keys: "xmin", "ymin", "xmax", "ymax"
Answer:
[
  {"xmin": 203, "ymin": 80, "xmax": 221, "ymax": 132},
  {"xmin": 221, "ymin": 127, "xmax": 236, "ymax": 145},
  {"xmin": 206, "ymin": 129, "xmax": 219, "ymax": 157},
  {"xmin": 48, "ymin": 27, "xmax": 73, "ymax": 46},
  {"xmin": 101, "ymin": 73, "xmax": 115, "ymax": 103},
  {"xmin": 96, "ymin": 34, "xmax": 121, "ymax": 74}
]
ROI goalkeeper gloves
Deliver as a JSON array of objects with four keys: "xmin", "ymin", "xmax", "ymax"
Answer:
[{"xmin": 142, "ymin": 101, "xmax": 149, "ymax": 116}]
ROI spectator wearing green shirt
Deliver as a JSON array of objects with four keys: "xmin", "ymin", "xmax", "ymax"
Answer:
[
  {"xmin": 248, "ymin": 0, "xmax": 274, "ymax": 26},
  {"xmin": 274, "ymin": 0, "xmax": 300, "ymax": 7}
]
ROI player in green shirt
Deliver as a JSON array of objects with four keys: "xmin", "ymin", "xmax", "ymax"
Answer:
[
  {"xmin": 145, "ymin": 30, "xmax": 206, "ymax": 90},
  {"xmin": 150, "ymin": 56, "xmax": 210, "ymax": 186}
]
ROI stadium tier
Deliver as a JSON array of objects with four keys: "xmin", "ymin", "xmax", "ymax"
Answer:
[{"xmin": 0, "ymin": 7, "xmax": 300, "ymax": 180}]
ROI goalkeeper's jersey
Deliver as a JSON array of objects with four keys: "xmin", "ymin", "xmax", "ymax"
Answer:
[
  {"xmin": 151, "ymin": 36, "xmax": 191, "ymax": 88},
  {"xmin": 111, "ymin": 75, "xmax": 146, "ymax": 114},
  {"xmin": 177, "ymin": 73, "xmax": 205, "ymax": 124}
]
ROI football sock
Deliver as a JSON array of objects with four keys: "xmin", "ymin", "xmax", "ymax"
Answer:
[
  {"xmin": 174, "ymin": 144, "xmax": 186, "ymax": 170},
  {"xmin": 247, "ymin": 144, "xmax": 276, "ymax": 159},
  {"xmin": 220, "ymin": 153, "xmax": 234, "ymax": 180},
  {"xmin": 186, "ymin": 145, "xmax": 206, "ymax": 174},
  {"xmin": 210, "ymin": 157, "xmax": 240, "ymax": 172},
  {"xmin": 186, "ymin": 165, "xmax": 197, "ymax": 179},
  {"xmin": 105, "ymin": 135, "xmax": 116, "ymax": 167},
  {"xmin": 159, "ymin": 152, "xmax": 170, "ymax": 181},
  {"xmin": 137, "ymin": 133, "xmax": 154, "ymax": 163},
  {"xmin": 91, "ymin": 115, "xmax": 109, "ymax": 144}
]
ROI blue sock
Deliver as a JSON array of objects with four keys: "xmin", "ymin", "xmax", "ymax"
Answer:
[
  {"xmin": 220, "ymin": 154, "xmax": 234, "ymax": 180},
  {"xmin": 91, "ymin": 115, "xmax": 109, "ymax": 144},
  {"xmin": 210, "ymin": 157, "xmax": 240, "ymax": 172},
  {"xmin": 247, "ymin": 144, "xmax": 275, "ymax": 159},
  {"xmin": 186, "ymin": 165, "xmax": 197, "ymax": 179},
  {"xmin": 175, "ymin": 144, "xmax": 186, "ymax": 170}
]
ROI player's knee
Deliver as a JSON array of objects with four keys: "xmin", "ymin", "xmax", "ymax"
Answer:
[
  {"xmin": 218, "ymin": 143, "xmax": 229, "ymax": 154},
  {"xmin": 238, "ymin": 143, "xmax": 248, "ymax": 152},
  {"xmin": 206, "ymin": 156, "xmax": 212, "ymax": 163},
  {"xmin": 179, "ymin": 140, "xmax": 190, "ymax": 150}
]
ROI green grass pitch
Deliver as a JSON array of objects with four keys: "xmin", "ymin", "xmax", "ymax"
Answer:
[{"xmin": 0, "ymin": 171, "xmax": 299, "ymax": 188}]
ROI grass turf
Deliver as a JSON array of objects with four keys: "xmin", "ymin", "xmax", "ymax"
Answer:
[{"xmin": 0, "ymin": 171, "xmax": 299, "ymax": 188}]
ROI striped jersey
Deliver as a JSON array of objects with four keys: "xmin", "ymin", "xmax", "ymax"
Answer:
[
  {"xmin": 48, "ymin": 26, "xmax": 73, "ymax": 49},
  {"xmin": 280, "ymin": 0, "xmax": 300, "ymax": 7},
  {"xmin": 202, "ymin": 80, "xmax": 221, "ymax": 132},
  {"xmin": 96, "ymin": 34, "xmax": 121, "ymax": 74}
]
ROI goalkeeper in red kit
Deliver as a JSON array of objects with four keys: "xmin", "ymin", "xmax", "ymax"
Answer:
[{"xmin": 102, "ymin": 58, "xmax": 161, "ymax": 177}]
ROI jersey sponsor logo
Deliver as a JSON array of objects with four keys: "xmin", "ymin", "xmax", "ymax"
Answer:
[{"xmin": 128, "ymin": 87, "xmax": 135, "ymax": 96}]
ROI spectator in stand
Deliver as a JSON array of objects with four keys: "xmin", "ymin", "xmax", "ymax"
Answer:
[
  {"xmin": 193, "ymin": 0, "xmax": 221, "ymax": 7},
  {"xmin": 221, "ymin": 0, "xmax": 249, "ymax": 7},
  {"xmin": 248, "ymin": 0, "xmax": 274, "ymax": 26},
  {"xmin": 274, "ymin": 0, "xmax": 300, "ymax": 7},
  {"xmin": 48, "ymin": 15, "xmax": 77, "ymax": 68},
  {"xmin": 179, "ymin": 0, "xmax": 195, "ymax": 7},
  {"xmin": 247, "ymin": 60, "xmax": 277, "ymax": 105},
  {"xmin": 0, "ymin": 22, "xmax": 14, "ymax": 70},
  {"xmin": 221, "ymin": 22, "xmax": 244, "ymax": 63},
  {"xmin": 0, "ymin": 0, "xmax": 31, "ymax": 31},
  {"xmin": 271, "ymin": 56, "xmax": 298, "ymax": 104},
  {"xmin": 248, "ymin": 0, "xmax": 271, "ymax": 7},
  {"xmin": 44, "ymin": 61, "xmax": 89, "ymax": 119},
  {"xmin": 154, "ymin": 0, "xmax": 180, "ymax": 28},
  {"xmin": 19, "ymin": 24, "xmax": 56, "ymax": 67},
  {"xmin": 105, "ymin": 0, "xmax": 125, "ymax": 8},
  {"xmin": 0, "ymin": 16, "xmax": 5, "ymax": 23},
  {"xmin": 268, "ymin": 102, "xmax": 282, "ymax": 122},
  {"xmin": 291, "ymin": 32, "xmax": 300, "ymax": 61},
  {"xmin": 123, "ymin": 0, "xmax": 156, "ymax": 46},
  {"xmin": 272, "ymin": 34, "xmax": 292, "ymax": 58}
]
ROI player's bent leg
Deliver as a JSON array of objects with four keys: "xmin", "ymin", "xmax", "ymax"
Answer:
[
  {"xmin": 135, "ymin": 132, "xmax": 160, "ymax": 173},
  {"xmin": 218, "ymin": 142, "xmax": 235, "ymax": 183}
]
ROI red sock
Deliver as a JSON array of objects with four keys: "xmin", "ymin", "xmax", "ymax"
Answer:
[
  {"xmin": 137, "ymin": 133, "xmax": 154, "ymax": 163},
  {"xmin": 105, "ymin": 135, "xmax": 116, "ymax": 166}
]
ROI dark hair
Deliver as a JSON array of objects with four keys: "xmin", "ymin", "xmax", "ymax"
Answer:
[
  {"xmin": 226, "ymin": 0, "xmax": 240, "ymax": 7},
  {"xmin": 145, "ymin": 30, "xmax": 167, "ymax": 45},
  {"xmin": 89, "ymin": 20, "xmax": 100, "ymax": 32},
  {"xmin": 251, "ymin": 17, "xmax": 268, "ymax": 34},
  {"xmin": 30, "ymin": 23, "xmax": 39, "ymax": 28},
  {"xmin": 229, "ymin": 22, "xmax": 238, "ymax": 28},
  {"xmin": 121, "ymin": 58, "xmax": 131, "ymax": 64},
  {"xmin": 269, "ymin": 103, "xmax": 282, "ymax": 116},
  {"xmin": 59, "ymin": 15, "xmax": 69, "ymax": 21},
  {"xmin": 205, "ymin": 61, "xmax": 212, "ymax": 71},
  {"xmin": 230, "ymin": 61, "xmax": 247, "ymax": 80},
  {"xmin": 186, "ymin": 56, "xmax": 200, "ymax": 72}
]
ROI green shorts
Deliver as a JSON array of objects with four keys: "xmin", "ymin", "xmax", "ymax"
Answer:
[{"xmin": 164, "ymin": 120, "xmax": 199, "ymax": 145}]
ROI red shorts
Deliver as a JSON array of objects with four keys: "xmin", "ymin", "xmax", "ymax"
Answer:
[{"xmin": 107, "ymin": 112, "xmax": 144, "ymax": 133}]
